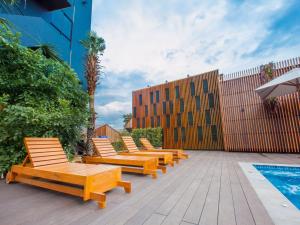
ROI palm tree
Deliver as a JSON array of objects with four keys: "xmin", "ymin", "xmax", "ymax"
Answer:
[
  {"xmin": 123, "ymin": 113, "xmax": 132, "ymax": 128},
  {"xmin": 29, "ymin": 44, "xmax": 63, "ymax": 63},
  {"xmin": 81, "ymin": 31, "xmax": 105, "ymax": 155}
]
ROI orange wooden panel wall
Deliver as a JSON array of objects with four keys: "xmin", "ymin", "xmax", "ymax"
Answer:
[
  {"xmin": 220, "ymin": 57, "xmax": 300, "ymax": 153},
  {"xmin": 132, "ymin": 70, "xmax": 224, "ymax": 150}
]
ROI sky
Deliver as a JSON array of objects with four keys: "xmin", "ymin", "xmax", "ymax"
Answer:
[{"xmin": 91, "ymin": 0, "xmax": 300, "ymax": 129}]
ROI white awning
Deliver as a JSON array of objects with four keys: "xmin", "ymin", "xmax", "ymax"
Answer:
[{"xmin": 255, "ymin": 68, "xmax": 300, "ymax": 99}]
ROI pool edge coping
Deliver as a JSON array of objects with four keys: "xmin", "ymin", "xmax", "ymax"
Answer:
[{"xmin": 239, "ymin": 162, "xmax": 300, "ymax": 225}]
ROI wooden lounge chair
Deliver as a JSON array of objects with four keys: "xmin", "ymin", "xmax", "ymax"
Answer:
[
  {"xmin": 121, "ymin": 136, "xmax": 174, "ymax": 169},
  {"xmin": 140, "ymin": 138, "xmax": 189, "ymax": 163},
  {"xmin": 82, "ymin": 138, "xmax": 159, "ymax": 179},
  {"xmin": 6, "ymin": 137, "xmax": 131, "ymax": 208}
]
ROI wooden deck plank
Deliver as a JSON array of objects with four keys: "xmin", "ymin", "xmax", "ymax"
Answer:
[{"xmin": 142, "ymin": 213, "xmax": 165, "ymax": 225}]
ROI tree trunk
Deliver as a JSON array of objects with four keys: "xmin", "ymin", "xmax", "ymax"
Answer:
[{"xmin": 86, "ymin": 94, "xmax": 96, "ymax": 156}]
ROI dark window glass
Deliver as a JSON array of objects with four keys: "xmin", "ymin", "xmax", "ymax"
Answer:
[
  {"xmin": 142, "ymin": 117, "xmax": 145, "ymax": 128},
  {"xmin": 203, "ymin": 79, "xmax": 208, "ymax": 93},
  {"xmin": 137, "ymin": 118, "xmax": 140, "ymax": 128},
  {"xmin": 156, "ymin": 90, "xmax": 160, "ymax": 102},
  {"xmin": 208, "ymin": 93, "xmax": 214, "ymax": 108},
  {"xmin": 205, "ymin": 110, "xmax": 211, "ymax": 125},
  {"xmin": 174, "ymin": 128, "xmax": 178, "ymax": 142},
  {"xmin": 133, "ymin": 107, "xmax": 136, "ymax": 118},
  {"xmin": 188, "ymin": 112, "xmax": 193, "ymax": 126},
  {"xmin": 163, "ymin": 101, "xmax": 167, "ymax": 114},
  {"xmin": 197, "ymin": 126, "xmax": 203, "ymax": 142},
  {"xmin": 180, "ymin": 98, "xmax": 184, "ymax": 112},
  {"xmin": 153, "ymin": 104, "xmax": 157, "ymax": 116},
  {"xmin": 211, "ymin": 125, "xmax": 218, "ymax": 142},
  {"xmin": 150, "ymin": 92, "xmax": 154, "ymax": 104},
  {"xmin": 139, "ymin": 94, "xmax": 142, "ymax": 105},
  {"xmin": 169, "ymin": 101, "xmax": 173, "ymax": 114},
  {"xmin": 165, "ymin": 88, "xmax": 170, "ymax": 101},
  {"xmin": 175, "ymin": 86, "xmax": 180, "ymax": 99},
  {"xmin": 157, "ymin": 116, "xmax": 161, "ymax": 127},
  {"xmin": 181, "ymin": 127, "xmax": 186, "ymax": 142},
  {"xmin": 145, "ymin": 105, "xmax": 148, "ymax": 116},
  {"xmin": 196, "ymin": 96, "xmax": 201, "ymax": 111},
  {"xmin": 190, "ymin": 81, "xmax": 195, "ymax": 96},
  {"xmin": 177, "ymin": 113, "xmax": 181, "ymax": 127},
  {"xmin": 166, "ymin": 115, "xmax": 170, "ymax": 128},
  {"xmin": 151, "ymin": 117, "xmax": 154, "ymax": 128}
]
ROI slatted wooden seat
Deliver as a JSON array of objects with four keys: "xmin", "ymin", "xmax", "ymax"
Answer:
[
  {"xmin": 120, "ymin": 136, "xmax": 174, "ymax": 169},
  {"xmin": 140, "ymin": 138, "xmax": 189, "ymax": 163},
  {"xmin": 6, "ymin": 137, "xmax": 131, "ymax": 208},
  {"xmin": 82, "ymin": 138, "xmax": 159, "ymax": 178}
]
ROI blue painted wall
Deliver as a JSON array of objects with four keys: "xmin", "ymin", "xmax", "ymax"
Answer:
[{"xmin": 0, "ymin": 0, "xmax": 92, "ymax": 87}]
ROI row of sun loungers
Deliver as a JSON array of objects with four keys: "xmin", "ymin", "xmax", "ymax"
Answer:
[{"xmin": 6, "ymin": 136, "xmax": 189, "ymax": 209}]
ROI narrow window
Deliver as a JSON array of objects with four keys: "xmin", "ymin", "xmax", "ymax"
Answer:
[
  {"xmin": 166, "ymin": 115, "xmax": 170, "ymax": 128},
  {"xmin": 188, "ymin": 112, "xmax": 193, "ymax": 126},
  {"xmin": 156, "ymin": 90, "xmax": 160, "ymax": 103},
  {"xmin": 174, "ymin": 128, "xmax": 178, "ymax": 142},
  {"xmin": 137, "ymin": 118, "xmax": 140, "ymax": 128},
  {"xmin": 197, "ymin": 126, "xmax": 203, "ymax": 142},
  {"xmin": 133, "ymin": 107, "xmax": 136, "ymax": 118},
  {"xmin": 203, "ymin": 79, "xmax": 208, "ymax": 93},
  {"xmin": 151, "ymin": 117, "xmax": 154, "ymax": 128},
  {"xmin": 145, "ymin": 105, "xmax": 148, "ymax": 116},
  {"xmin": 175, "ymin": 86, "xmax": 180, "ymax": 99},
  {"xmin": 208, "ymin": 93, "xmax": 214, "ymax": 108},
  {"xmin": 205, "ymin": 110, "xmax": 211, "ymax": 125},
  {"xmin": 211, "ymin": 125, "xmax": 218, "ymax": 142},
  {"xmin": 169, "ymin": 101, "xmax": 173, "ymax": 114},
  {"xmin": 157, "ymin": 116, "xmax": 161, "ymax": 127},
  {"xmin": 163, "ymin": 101, "xmax": 167, "ymax": 114},
  {"xmin": 196, "ymin": 96, "xmax": 201, "ymax": 111},
  {"xmin": 181, "ymin": 127, "xmax": 186, "ymax": 142},
  {"xmin": 165, "ymin": 88, "xmax": 170, "ymax": 101},
  {"xmin": 190, "ymin": 81, "xmax": 195, "ymax": 96},
  {"xmin": 150, "ymin": 92, "xmax": 154, "ymax": 104},
  {"xmin": 177, "ymin": 113, "xmax": 181, "ymax": 127},
  {"xmin": 142, "ymin": 117, "xmax": 145, "ymax": 128},
  {"xmin": 153, "ymin": 104, "xmax": 157, "ymax": 116},
  {"xmin": 180, "ymin": 98, "xmax": 184, "ymax": 112},
  {"xmin": 139, "ymin": 94, "xmax": 142, "ymax": 105}
]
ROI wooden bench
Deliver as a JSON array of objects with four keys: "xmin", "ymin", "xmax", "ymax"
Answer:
[
  {"xmin": 140, "ymin": 138, "xmax": 189, "ymax": 163},
  {"xmin": 6, "ymin": 137, "xmax": 131, "ymax": 208},
  {"xmin": 82, "ymin": 138, "xmax": 159, "ymax": 179},
  {"xmin": 120, "ymin": 136, "xmax": 174, "ymax": 171}
]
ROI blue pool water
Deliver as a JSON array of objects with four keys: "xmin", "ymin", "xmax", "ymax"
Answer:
[{"xmin": 254, "ymin": 165, "xmax": 300, "ymax": 210}]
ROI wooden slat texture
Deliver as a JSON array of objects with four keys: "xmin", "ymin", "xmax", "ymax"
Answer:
[
  {"xmin": 95, "ymin": 124, "xmax": 121, "ymax": 142},
  {"xmin": 92, "ymin": 138, "xmax": 118, "ymax": 157}
]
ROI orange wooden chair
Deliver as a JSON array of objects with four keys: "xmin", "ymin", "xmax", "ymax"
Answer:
[
  {"xmin": 82, "ymin": 138, "xmax": 159, "ymax": 179},
  {"xmin": 140, "ymin": 138, "xmax": 189, "ymax": 163},
  {"xmin": 121, "ymin": 136, "xmax": 174, "ymax": 171},
  {"xmin": 6, "ymin": 137, "xmax": 131, "ymax": 208}
]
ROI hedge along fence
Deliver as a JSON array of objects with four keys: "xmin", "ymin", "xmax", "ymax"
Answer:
[{"xmin": 131, "ymin": 128, "xmax": 163, "ymax": 148}]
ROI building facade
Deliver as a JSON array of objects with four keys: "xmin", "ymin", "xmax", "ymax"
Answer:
[
  {"xmin": 0, "ymin": 0, "xmax": 92, "ymax": 86},
  {"xmin": 132, "ymin": 70, "xmax": 225, "ymax": 150}
]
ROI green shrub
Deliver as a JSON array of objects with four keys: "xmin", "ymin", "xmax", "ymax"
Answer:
[
  {"xmin": 0, "ymin": 24, "xmax": 89, "ymax": 174},
  {"xmin": 111, "ymin": 141, "xmax": 124, "ymax": 152},
  {"xmin": 131, "ymin": 128, "xmax": 162, "ymax": 148}
]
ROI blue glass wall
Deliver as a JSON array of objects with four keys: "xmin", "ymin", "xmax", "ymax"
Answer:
[{"xmin": 0, "ymin": 0, "xmax": 92, "ymax": 87}]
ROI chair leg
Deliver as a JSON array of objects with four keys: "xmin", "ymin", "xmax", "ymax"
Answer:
[
  {"xmin": 6, "ymin": 171, "xmax": 15, "ymax": 184},
  {"xmin": 90, "ymin": 192, "xmax": 106, "ymax": 209},
  {"xmin": 117, "ymin": 181, "xmax": 131, "ymax": 193},
  {"xmin": 158, "ymin": 165, "xmax": 167, "ymax": 174}
]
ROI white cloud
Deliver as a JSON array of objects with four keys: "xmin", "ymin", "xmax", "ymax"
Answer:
[{"xmin": 96, "ymin": 101, "xmax": 131, "ymax": 117}]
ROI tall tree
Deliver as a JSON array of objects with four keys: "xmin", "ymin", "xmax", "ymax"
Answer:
[
  {"xmin": 81, "ymin": 31, "xmax": 105, "ymax": 155},
  {"xmin": 123, "ymin": 113, "xmax": 132, "ymax": 128}
]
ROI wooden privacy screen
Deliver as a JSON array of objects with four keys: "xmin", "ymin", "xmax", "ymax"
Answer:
[
  {"xmin": 132, "ymin": 70, "xmax": 224, "ymax": 150},
  {"xmin": 220, "ymin": 57, "xmax": 300, "ymax": 152}
]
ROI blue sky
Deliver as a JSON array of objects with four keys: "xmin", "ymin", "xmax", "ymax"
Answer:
[{"xmin": 92, "ymin": 0, "xmax": 300, "ymax": 129}]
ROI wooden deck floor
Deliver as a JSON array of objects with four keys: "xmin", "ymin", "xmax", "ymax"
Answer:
[{"xmin": 1, "ymin": 151, "xmax": 300, "ymax": 225}]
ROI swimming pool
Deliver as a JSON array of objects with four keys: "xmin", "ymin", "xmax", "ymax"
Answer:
[{"xmin": 254, "ymin": 165, "xmax": 300, "ymax": 210}]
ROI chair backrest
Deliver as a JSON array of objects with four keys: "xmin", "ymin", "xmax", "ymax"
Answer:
[
  {"xmin": 24, "ymin": 137, "xmax": 68, "ymax": 167},
  {"xmin": 122, "ymin": 136, "xmax": 139, "ymax": 153},
  {"xmin": 139, "ymin": 138, "xmax": 154, "ymax": 150},
  {"xmin": 92, "ymin": 138, "xmax": 117, "ymax": 157}
]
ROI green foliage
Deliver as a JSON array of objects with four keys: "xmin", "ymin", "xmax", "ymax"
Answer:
[
  {"xmin": 0, "ymin": 24, "xmax": 89, "ymax": 174},
  {"xmin": 111, "ymin": 141, "xmax": 124, "ymax": 152},
  {"xmin": 131, "ymin": 128, "xmax": 162, "ymax": 148},
  {"xmin": 122, "ymin": 113, "xmax": 132, "ymax": 127}
]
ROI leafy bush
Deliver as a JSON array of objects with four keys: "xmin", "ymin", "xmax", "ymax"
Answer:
[
  {"xmin": 111, "ymin": 141, "xmax": 124, "ymax": 152},
  {"xmin": 131, "ymin": 128, "xmax": 162, "ymax": 148},
  {"xmin": 0, "ymin": 24, "xmax": 89, "ymax": 174}
]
